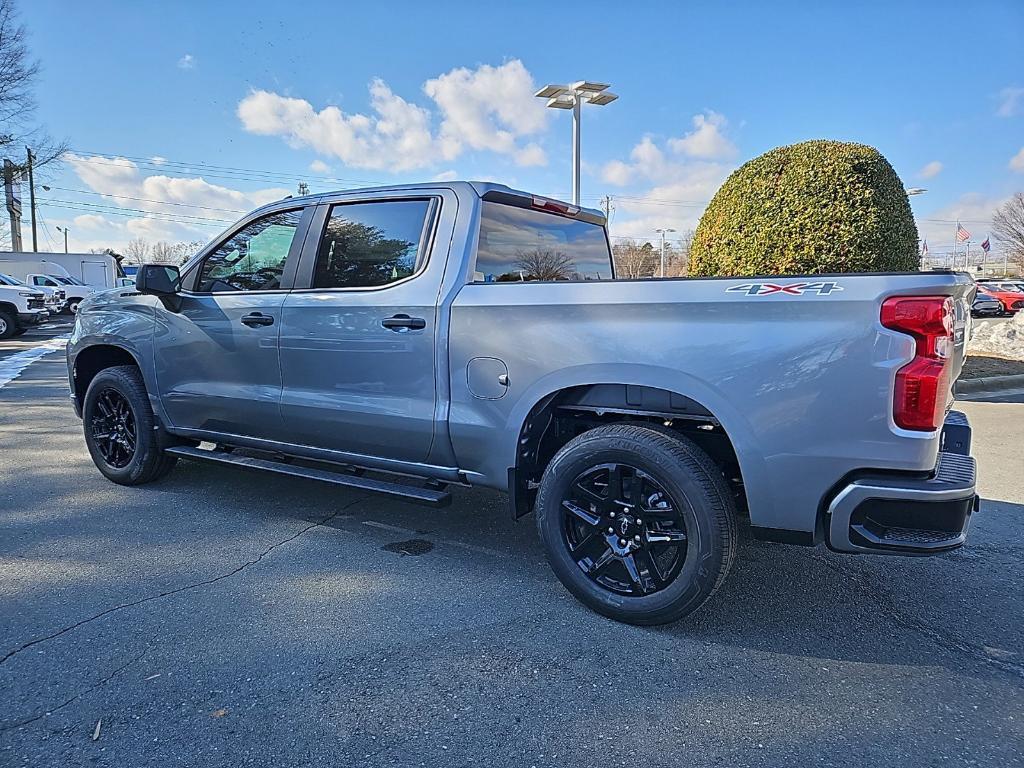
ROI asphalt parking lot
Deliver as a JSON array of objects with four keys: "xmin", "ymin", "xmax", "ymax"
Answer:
[{"xmin": 1, "ymin": 320, "xmax": 1022, "ymax": 767}]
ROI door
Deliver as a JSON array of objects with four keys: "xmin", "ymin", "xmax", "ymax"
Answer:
[
  {"xmin": 278, "ymin": 196, "xmax": 445, "ymax": 463},
  {"xmin": 81, "ymin": 261, "xmax": 109, "ymax": 287},
  {"xmin": 154, "ymin": 207, "xmax": 311, "ymax": 440}
]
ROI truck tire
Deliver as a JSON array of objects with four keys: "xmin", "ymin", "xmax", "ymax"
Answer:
[
  {"xmin": 66, "ymin": 298, "xmax": 83, "ymax": 315},
  {"xmin": 0, "ymin": 309, "xmax": 16, "ymax": 339},
  {"xmin": 535, "ymin": 424, "xmax": 737, "ymax": 625},
  {"xmin": 82, "ymin": 365, "xmax": 177, "ymax": 485}
]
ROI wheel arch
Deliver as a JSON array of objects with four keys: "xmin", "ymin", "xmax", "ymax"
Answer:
[
  {"xmin": 504, "ymin": 365, "xmax": 771, "ymax": 525},
  {"xmin": 72, "ymin": 344, "xmax": 144, "ymax": 405}
]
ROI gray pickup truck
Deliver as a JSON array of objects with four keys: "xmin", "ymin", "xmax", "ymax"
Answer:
[{"xmin": 67, "ymin": 181, "xmax": 978, "ymax": 624}]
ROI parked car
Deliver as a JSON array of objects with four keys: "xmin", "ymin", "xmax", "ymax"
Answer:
[
  {"xmin": 971, "ymin": 293, "xmax": 1004, "ymax": 317},
  {"xmin": 975, "ymin": 284, "xmax": 1024, "ymax": 315},
  {"xmin": 67, "ymin": 182, "xmax": 978, "ymax": 625},
  {"xmin": 25, "ymin": 274, "xmax": 100, "ymax": 315},
  {"xmin": 0, "ymin": 272, "xmax": 65, "ymax": 315},
  {"xmin": 0, "ymin": 278, "xmax": 47, "ymax": 338}
]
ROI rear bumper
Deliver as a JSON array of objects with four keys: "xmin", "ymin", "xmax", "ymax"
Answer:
[{"xmin": 826, "ymin": 411, "xmax": 977, "ymax": 555}]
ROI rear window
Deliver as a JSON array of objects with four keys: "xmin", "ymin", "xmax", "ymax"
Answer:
[{"xmin": 474, "ymin": 202, "xmax": 613, "ymax": 282}]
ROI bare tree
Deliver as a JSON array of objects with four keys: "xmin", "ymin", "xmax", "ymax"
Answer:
[
  {"xmin": 665, "ymin": 229, "xmax": 694, "ymax": 277},
  {"xmin": 993, "ymin": 193, "xmax": 1024, "ymax": 273},
  {"xmin": 123, "ymin": 237, "xmax": 150, "ymax": 264},
  {"xmin": 612, "ymin": 240, "xmax": 658, "ymax": 279},
  {"xmin": 0, "ymin": 0, "xmax": 66, "ymax": 248},
  {"xmin": 512, "ymin": 249, "xmax": 576, "ymax": 281},
  {"xmin": 148, "ymin": 240, "xmax": 204, "ymax": 265},
  {"xmin": 170, "ymin": 240, "xmax": 204, "ymax": 264},
  {"xmin": 150, "ymin": 241, "xmax": 177, "ymax": 264}
]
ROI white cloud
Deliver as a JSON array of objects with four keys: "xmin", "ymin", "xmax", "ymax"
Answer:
[
  {"xmin": 1010, "ymin": 147, "xmax": 1024, "ymax": 173},
  {"xmin": 72, "ymin": 214, "xmax": 112, "ymax": 230},
  {"xmin": 602, "ymin": 160, "xmax": 633, "ymax": 186},
  {"xmin": 150, "ymin": 156, "xmax": 167, "ymax": 166},
  {"xmin": 599, "ymin": 132, "xmax": 734, "ymax": 241},
  {"xmin": 432, "ymin": 170, "xmax": 458, "ymax": 181},
  {"xmin": 514, "ymin": 143, "xmax": 546, "ymax": 167},
  {"xmin": 667, "ymin": 111, "xmax": 737, "ymax": 160},
  {"xmin": 996, "ymin": 86, "xmax": 1024, "ymax": 118},
  {"xmin": 423, "ymin": 60, "xmax": 546, "ymax": 161},
  {"xmin": 918, "ymin": 160, "xmax": 943, "ymax": 179},
  {"xmin": 238, "ymin": 60, "xmax": 548, "ymax": 172},
  {"xmin": 308, "ymin": 159, "xmax": 331, "ymax": 174},
  {"xmin": 177, "ymin": 54, "xmax": 195, "ymax": 70},
  {"xmin": 56, "ymin": 153, "xmax": 290, "ymax": 252},
  {"xmin": 238, "ymin": 82, "xmax": 440, "ymax": 172},
  {"xmin": 915, "ymin": 193, "xmax": 1007, "ymax": 258}
]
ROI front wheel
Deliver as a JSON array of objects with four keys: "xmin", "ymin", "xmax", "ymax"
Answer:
[
  {"xmin": 82, "ymin": 365, "xmax": 177, "ymax": 485},
  {"xmin": 0, "ymin": 309, "xmax": 15, "ymax": 339},
  {"xmin": 66, "ymin": 299, "xmax": 82, "ymax": 315},
  {"xmin": 535, "ymin": 424, "xmax": 737, "ymax": 625}
]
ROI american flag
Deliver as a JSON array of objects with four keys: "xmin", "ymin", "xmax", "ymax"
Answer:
[
  {"xmin": 981, "ymin": 237, "xmax": 991, "ymax": 253},
  {"xmin": 956, "ymin": 222, "xmax": 971, "ymax": 242}
]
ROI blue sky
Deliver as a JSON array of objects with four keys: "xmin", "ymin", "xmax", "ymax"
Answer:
[{"xmin": 16, "ymin": 0, "xmax": 1024, "ymax": 259}]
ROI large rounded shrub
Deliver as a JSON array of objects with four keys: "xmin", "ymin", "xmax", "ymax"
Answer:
[{"xmin": 690, "ymin": 140, "xmax": 919, "ymax": 276}]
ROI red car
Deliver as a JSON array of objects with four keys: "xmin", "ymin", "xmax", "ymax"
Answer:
[{"xmin": 976, "ymin": 284, "xmax": 1024, "ymax": 315}]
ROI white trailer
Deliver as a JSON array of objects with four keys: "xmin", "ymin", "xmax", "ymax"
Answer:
[{"xmin": 0, "ymin": 252, "xmax": 122, "ymax": 289}]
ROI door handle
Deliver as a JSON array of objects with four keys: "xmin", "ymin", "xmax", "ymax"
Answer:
[
  {"xmin": 381, "ymin": 314, "xmax": 426, "ymax": 331},
  {"xmin": 240, "ymin": 312, "xmax": 275, "ymax": 327}
]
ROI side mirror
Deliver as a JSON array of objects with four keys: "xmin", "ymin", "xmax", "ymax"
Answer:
[
  {"xmin": 135, "ymin": 264, "xmax": 180, "ymax": 295},
  {"xmin": 136, "ymin": 265, "xmax": 182, "ymax": 311}
]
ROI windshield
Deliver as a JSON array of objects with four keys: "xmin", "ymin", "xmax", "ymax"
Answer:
[
  {"xmin": 53, "ymin": 275, "xmax": 86, "ymax": 285},
  {"xmin": 0, "ymin": 273, "xmax": 23, "ymax": 286}
]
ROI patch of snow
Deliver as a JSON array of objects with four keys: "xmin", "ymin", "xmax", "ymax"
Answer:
[{"xmin": 967, "ymin": 312, "xmax": 1024, "ymax": 360}]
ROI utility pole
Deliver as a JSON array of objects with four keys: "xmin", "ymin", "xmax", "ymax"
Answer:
[
  {"xmin": 297, "ymin": 181, "xmax": 310, "ymax": 196},
  {"xmin": 655, "ymin": 228, "xmax": 676, "ymax": 278},
  {"xmin": 599, "ymin": 195, "xmax": 613, "ymax": 221},
  {"xmin": 26, "ymin": 147, "xmax": 37, "ymax": 252},
  {"xmin": 3, "ymin": 159, "xmax": 23, "ymax": 251}
]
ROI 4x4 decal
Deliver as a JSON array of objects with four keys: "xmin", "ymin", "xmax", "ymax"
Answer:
[{"xmin": 725, "ymin": 281, "xmax": 844, "ymax": 296}]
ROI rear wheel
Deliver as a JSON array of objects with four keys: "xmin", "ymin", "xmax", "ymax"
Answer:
[
  {"xmin": 0, "ymin": 309, "xmax": 16, "ymax": 340},
  {"xmin": 83, "ymin": 365, "xmax": 177, "ymax": 485},
  {"xmin": 535, "ymin": 424, "xmax": 737, "ymax": 625}
]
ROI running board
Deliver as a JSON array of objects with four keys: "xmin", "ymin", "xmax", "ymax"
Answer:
[{"xmin": 164, "ymin": 446, "xmax": 452, "ymax": 507}]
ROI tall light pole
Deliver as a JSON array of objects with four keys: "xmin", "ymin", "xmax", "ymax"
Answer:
[
  {"xmin": 55, "ymin": 225, "xmax": 69, "ymax": 253},
  {"xmin": 535, "ymin": 81, "xmax": 618, "ymax": 206},
  {"xmin": 655, "ymin": 228, "xmax": 676, "ymax": 277}
]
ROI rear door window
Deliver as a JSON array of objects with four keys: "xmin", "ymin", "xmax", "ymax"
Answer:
[
  {"xmin": 474, "ymin": 202, "xmax": 613, "ymax": 282},
  {"xmin": 312, "ymin": 199, "xmax": 435, "ymax": 289}
]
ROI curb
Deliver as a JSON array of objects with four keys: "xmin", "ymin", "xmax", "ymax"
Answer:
[{"xmin": 955, "ymin": 373, "xmax": 1024, "ymax": 395}]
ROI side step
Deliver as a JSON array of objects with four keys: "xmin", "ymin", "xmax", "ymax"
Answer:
[{"xmin": 164, "ymin": 445, "xmax": 452, "ymax": 508}]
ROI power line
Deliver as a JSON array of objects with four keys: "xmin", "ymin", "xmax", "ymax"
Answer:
[{"xmin": 42, "ymin": 185, "xmax": 249, "ymax": 215}]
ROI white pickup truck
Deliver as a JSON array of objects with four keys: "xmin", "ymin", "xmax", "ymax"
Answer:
[{"xmin": 0, "ymin": 277, "xmax": 47, "ymax": 338}]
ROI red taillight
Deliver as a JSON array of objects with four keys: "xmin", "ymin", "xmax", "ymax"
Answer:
[{"xmin": 881, "ymin": 296, "xmax": 954, "ymax": 431}]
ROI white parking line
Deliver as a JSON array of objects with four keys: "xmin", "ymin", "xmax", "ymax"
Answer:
[{"xmin": 0, "ymin": 337, "xmax": 70, "ymax": 390}]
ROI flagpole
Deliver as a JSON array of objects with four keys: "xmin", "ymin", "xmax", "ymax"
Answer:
[{"xmin": 952, "ymin": 223, "xmax": 958, "ymax": 271}]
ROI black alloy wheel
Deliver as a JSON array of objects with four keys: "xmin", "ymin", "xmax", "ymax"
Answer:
[
  {"xmin": 562, "ymin": 462, "xmax": 688, "ymax": 596},
  {"xmin": 89, "ymin": 387, "xmax": 138, "ymax": 468}
]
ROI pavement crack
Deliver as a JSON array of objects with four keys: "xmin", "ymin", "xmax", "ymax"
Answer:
[
  {"xmin": 812, "ymin": 552, "xmax": 1024, "ymax": 680},
  {"xmin": 0, "ymin": 496, "xmax": 367, "ymax": 667},
  {"xmin": 0, "ymin": 649, "xmax": 148, "ymax": 732}
]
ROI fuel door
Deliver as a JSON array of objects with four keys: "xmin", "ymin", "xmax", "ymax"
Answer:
[{"xmin": 467, "ymin": 357, "xmax": 510, "ymax": 399}]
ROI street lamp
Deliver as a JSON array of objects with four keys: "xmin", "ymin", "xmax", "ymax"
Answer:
[
  {"xmin": 55, "ymin": 225, "xmax": 69, "ymax": 253},
  {"xmin": 535, "ymin": 81, "xmax": 618, "ymax": 205},
  {"xmin": 655, "ymin": 228, "xmax": 676, "ymax": 277}
]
